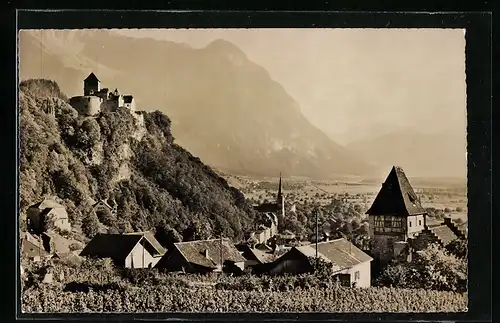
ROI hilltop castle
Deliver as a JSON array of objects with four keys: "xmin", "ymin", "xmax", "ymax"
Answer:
[{"xmin": 69, "ymin": 72, "xmax": 136, "ymax": 116}]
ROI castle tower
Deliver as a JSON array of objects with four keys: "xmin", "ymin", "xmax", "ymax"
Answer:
[
  {"xmin": 84, "ymin": 72, "xmax": 101, "ymax": 96},
  {"xmin": 366, "ymin": 166, "xmax": 428, "ymax": 265}
]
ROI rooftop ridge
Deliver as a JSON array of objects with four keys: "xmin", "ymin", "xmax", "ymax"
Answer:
[{"xmin": 174, "ymin": 238, "xmax": 231, "ymax": 245}]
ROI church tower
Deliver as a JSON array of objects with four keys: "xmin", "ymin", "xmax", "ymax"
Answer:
[
  {"xmin": 366, "ymin": 166, "xmax": 428, "ymax": 265},
  {"xmin": 277, "ymin": 173, "xmax": 285, "ymax": 230}
]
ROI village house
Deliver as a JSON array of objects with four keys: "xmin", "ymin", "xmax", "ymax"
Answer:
[
  {"xmin": 236, "ymin": 243, "xmax": 274, "ymax": 268},
  {"xmin": 27, "ymin": 198, "xmax": 71, "ymax": 234},
  {"xmin": 80, "ymin": 233, "xmax": 165, "ymax": 268},
  {"xmin": 256, "ymin": 238, "xmax": 373, "ymax": 288},
  {"xmin": 409, "ymin": 217, "xmax": 466, "ymax": 251},
  {"xmin": 41, "ymin": 230, "xmax": 72, "ymax": 255},
  {"xmin": 124, "ymin": 231, "xmax": 167, "ymax": 260},
  {"xmin": 69, "ymin": 72, "xmax": 136, "ymax": 116},
  {"xmin": 20, "ymin": 232, "xmax": 49, "ymax": 262},
  {"xmin": 92, "ymin": 199, "xmax": 118, "ymax": 215},
  {"xmin": 366, "ymin": 166, "xmax": 428, "ymax": 265},
  {"xmin": 154, "ymin": 238, "xmax": 246, "ymax": 274}
]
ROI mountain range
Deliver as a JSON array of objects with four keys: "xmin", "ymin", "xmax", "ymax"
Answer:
[{"xmin": 19, "ymin": 30, "xmax": 466, "ymax": 180}]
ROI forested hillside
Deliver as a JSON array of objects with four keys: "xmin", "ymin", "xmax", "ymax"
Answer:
[{"xmin": 19, "ymin": 79, "xmax": 258, "ymax": 242}]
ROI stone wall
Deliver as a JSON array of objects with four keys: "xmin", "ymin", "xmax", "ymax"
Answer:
[
  {"xmin": 371, "ymin": 234, "xmax": 405, "ymax": 265},
  {"xmin": 69, "ymin": 96, "xmax": 102, "ymax": 116}
]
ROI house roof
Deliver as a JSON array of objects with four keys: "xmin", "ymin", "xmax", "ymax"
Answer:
[
  {"xmin": 22, "ymin": 232, "xmax": 41, "ymax": 245},
  {"xmin": 22, "ymin": 239, "xmax": 48, "ymax": 258},
  {"xmin": 254, "ymin": 203, "xmax": 279, "ymax": 213},
  {"xmin": 366, "ymin": 166, "xmax": 427, "ymax": 216},
  {"xmin": 172, "ymin": 239, "xmax": 246, "ymax": 269},
  {"xmin": 124, "ymin": 231, "xmax": 166, "ymax": 255},
  {"xmin": 84, "ymin": 72, "xmax": 100, "ymax": 83},
  {"xmin": 236, "ymin": 244, "xmax": 274, "ymax": 264},
  {"xmin": 80, "ymin": 233, "xmax": 148, "ymax": 261},
  {"xmin": 429, "ymin": 225, "xmax": 459, "ymax": 246},
  {"xmin": 31, "ymin": 198, "xmax": 64, "ymax": 210},
  {"xmin": 42, "ymin": 231, "xmax": 73, "ymax": 254},
  {"xmin": 294, "ymin": 238, "xmax": 372, "ymax": 272}
]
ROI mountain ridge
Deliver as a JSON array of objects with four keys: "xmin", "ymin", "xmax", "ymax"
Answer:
[{"xmin": 20, "ymin": 30, "xmax": 378, "ymax": 179}]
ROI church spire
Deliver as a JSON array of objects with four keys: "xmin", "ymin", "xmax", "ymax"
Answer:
[{"xmin": 277, "ymin": 172, "xmax": 282, "ymax": 200}]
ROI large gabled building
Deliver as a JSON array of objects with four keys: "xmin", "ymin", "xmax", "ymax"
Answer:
[
  {"xmin": 366, "ymin": 166, "xmax": 428, "ymax": 265},
  {"xmin": 80, "ymin": 233, "xmax": 165, "ymax": 268}
]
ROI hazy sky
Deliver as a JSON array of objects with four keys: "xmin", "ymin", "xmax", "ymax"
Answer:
[{"xmin": 114, "ymin": 29, "xmax": 466, "ymax": 144}]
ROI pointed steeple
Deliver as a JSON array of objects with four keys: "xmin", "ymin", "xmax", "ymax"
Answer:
[{"xmin": 277, "ymin": 172, "xmax": 282, "ymax": 200}]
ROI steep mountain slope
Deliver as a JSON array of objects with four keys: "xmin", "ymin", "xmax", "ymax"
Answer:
[
  {"xmin": 19, "ymin": 79, "xmax": 258, "ymax": 242},
  {"xmin": 19, "ymin": 30, "xmax": 377, "ymax": 178},
  {"xmin": 346, "ymin": 130, "xmax": 467, "ymax": 179}
]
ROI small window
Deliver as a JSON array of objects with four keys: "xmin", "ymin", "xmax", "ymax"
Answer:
[
  {"xmin": 355, "ymin": 271, "xmax": 360, "ymax": 280},
  {"xmin": 419, "ymin": 220, "xmax": 422, "ymax": 226},
  {"xmin": 409, "ymin": 221, "xmax": 412, "ymax": 227}
]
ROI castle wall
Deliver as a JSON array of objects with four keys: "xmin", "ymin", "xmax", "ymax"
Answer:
[
  {"xmin": 69, "ymin": 96, "xmax": 102, "ymax": 116},
  {"xmin": 122, "ymin": 100, "xmax": 136, "ymax": 111}
]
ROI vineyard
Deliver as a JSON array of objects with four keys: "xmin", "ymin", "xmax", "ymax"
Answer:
[{"xmin": 22, "ymin": 283, "xmax": 467, "ymax": 313}]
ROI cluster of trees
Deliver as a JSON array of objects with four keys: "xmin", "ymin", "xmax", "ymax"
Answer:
[
  {"xmin": 278, "ymin": 196, "xmax": 369, "ymax": 246},
  {"xmin": 19, "ymin": 79, "xmax": 258, "ymax": 242},
  {"xmin": 375, "ymin": 242, "xmax": 467, "ymax": 293}
]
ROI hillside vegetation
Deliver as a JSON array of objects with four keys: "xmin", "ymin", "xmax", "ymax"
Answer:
[{"xmin": 19, "ymin": 79, "xmax": 258, "ymax": 241}]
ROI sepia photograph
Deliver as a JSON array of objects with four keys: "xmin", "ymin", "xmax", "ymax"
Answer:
[{"xmin": 18, "ymin": 27, "xmax": 468, "ymax": 313}]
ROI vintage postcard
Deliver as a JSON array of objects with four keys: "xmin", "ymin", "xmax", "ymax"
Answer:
[{"xmin": 18, "ymin": 27, "xmax": 467, "ymax": 313}]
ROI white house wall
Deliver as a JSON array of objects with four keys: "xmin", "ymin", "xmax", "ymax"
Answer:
[
  {"xmin": 125, "ymin": 242, "xmax": 156, "ymax": 269},
  {"xmin": 334, "ymin": 261, "xmax": 371, "ymax": 288}
]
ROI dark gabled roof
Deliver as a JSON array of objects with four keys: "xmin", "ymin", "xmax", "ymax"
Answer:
[
  {"xmin": 236, "ymin": 244, "xmax": 274, "ymax": 264},
  {"xmin": 254, "ymin": 203, "xmax": 279, "ymax": 213},
  {"xmin": 429, "ymin": 225, "xmax": 459, "ymax": 246},
  {"xmin": 124, "ymin": 231, "xmax": 166, "ymax": 255},
  {"xmin": 294, "ymin": 238, "xmax": 372, "ymax": 271},
  {"xmin": 366, "ymin": 166, "xmax": 427, "ymax": 216},
  {"xmin": 84, "ymin": 72, "xmax": 100, "ymax": 83},
  {"xmin": 80, "ymin": 234, "xmax": 145, "ymax": 261},
  {"xmin": 171, "ymin": 239, "xmax": 246, "ymax": 269}
]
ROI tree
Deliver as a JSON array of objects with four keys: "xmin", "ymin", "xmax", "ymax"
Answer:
[
  {"xmin": 155, "ymin": 222, "xmax": 183, "ymax": 248},
  {"xmin": 75, "ymin": 118, "xmax": 101, "ymax": 150},
  {"xmin": 455, "ymin": 207, "xmax": 464, "ymax": 212},
  {"xmin": 81, "ymin": 213, "xmax": 100, "ymax": 238},
  {"xmin": 375, "ymin": 243, "xmax": 467, "ymax": 292},
  {"xmin": 96, "ymin": 208, "xmax": 115, "ymax": 227},
  {"xmin": 445, "ymin": 239, "xmax": 467, "ymax": 259}
]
